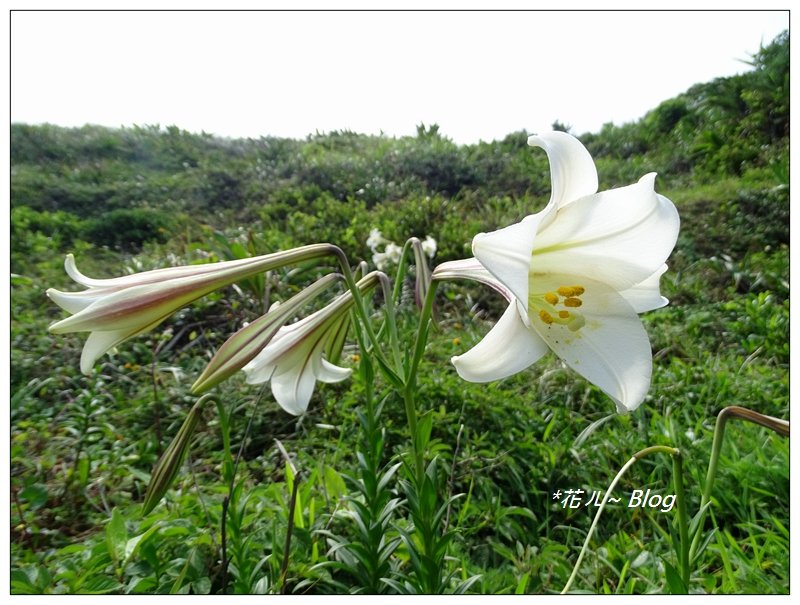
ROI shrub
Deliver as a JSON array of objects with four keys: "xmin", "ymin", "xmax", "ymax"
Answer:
[{"xmin": 82, "ymin": 208, "xmax": 176, "ymax": 251}]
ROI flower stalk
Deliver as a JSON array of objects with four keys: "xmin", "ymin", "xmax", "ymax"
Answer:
[
  {"xmin": 672, "ymin": 450, "xmax": 690, "ymax": 588},
  {"xmin": 688, "ymin": 405, "xmax": 789, "ymax": 562},
  {"xmin": 561, "ymin": 445, "xmax": 680, "ymax": 594}
]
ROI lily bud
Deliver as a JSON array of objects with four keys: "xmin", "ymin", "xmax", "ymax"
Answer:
[
  {"xmin": 409, "ymin": 237, "xmax": 433, "ymax": 311},
  {"xmin": 142, "ymin": 396, "xmax": 208, "ymax": 515}
]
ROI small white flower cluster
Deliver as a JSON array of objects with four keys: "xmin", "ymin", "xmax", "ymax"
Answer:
[
  {"xmin": 420, "ymin": 235, "xmax": 437, "ymax": 258},
  {"xmin": 366, "ymin": 229, "xmax": 437, "ymax": 270}
]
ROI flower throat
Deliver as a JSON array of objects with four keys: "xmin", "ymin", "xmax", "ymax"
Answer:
[{"xmin": 530, "ymin": 285, "xmax": 586, "ymax": 332}]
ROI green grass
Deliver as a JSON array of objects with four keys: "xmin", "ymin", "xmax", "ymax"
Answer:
[
  {"xmin": 10, "ymin": 173, "xmax": 789, "ymax": 593},
  {"xmin": 9, "ymin": 80, "xmax": 790, "ymax": 596}
]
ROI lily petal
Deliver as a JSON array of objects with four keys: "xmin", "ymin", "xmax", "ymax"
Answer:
[
  {"xmin": 432, "ymin": 257, "xmax": 513, "ymax": 302},
  {"xmin": 80, "ymin": 329, "xmax": 134, "ymax": 374},
  {"xmin": 528, "ymin": 131, "xmax": 598, "ymax": 210},
  {"xmin": 315, "ymin": 357, "xmax": 352, "ymax": 383},
  {"xmin": 47, "ymin": 287, "xmax": 106, "ymax": 315},
  {"xmin": 472, "ymin": 213, "xmax": 549, "ymax": 305},
  {"xmin": 619, "ymin": 264, "xmax": 669, "ymax": 313},
  {"xmin": 63, "ymin": 251, "xmax": 292, "ymax": 290},
  {"xmin": 79, "ymin": 315, "xmax": 166, "ymax": 374},
  {"xmin": 242, "ymin": 358, "xmax": 277, "ymax": 384},
  {"xmin": 529, "ymin": 275, "xmax": 652, "ymax": 412},
  {"xmin": 271, "ymin": 354, "xmax": 320, "ymax": 416},
  {"xmin": 48, "ymin": 280, "xmax": 202, "ymax": 333},
  {"xmin": 453, "ymin": 301, "xmax": 549, "ymax": 383},
  {"xmin": 532, "ymin": 173, "xmax": 680, "ymax": 290},
  {"xmin": 242, "ymin": 271, "xmax": 383, "ymax": 415}
]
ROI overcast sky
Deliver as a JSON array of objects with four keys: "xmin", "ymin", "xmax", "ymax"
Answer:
[{"xmin": 10, "ymin": 10, "xmax": 789, "ymax": 144}]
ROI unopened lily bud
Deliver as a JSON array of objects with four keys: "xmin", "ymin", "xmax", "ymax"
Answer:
[
  {"xmin": 410, "ymin": 237, "xmax": 433, "ymax": 311},
  {"xmin": 142, "ymin": 396, "xmax": 209, "ymax": 515}
]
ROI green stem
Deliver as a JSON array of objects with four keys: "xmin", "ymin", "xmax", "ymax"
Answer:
[
  {"xmin": 403, "ymin": 279, "xmax": 439, "ymax": 483},
  {"xmin": 377, "ymin": 271, "xmax": 404, "ymax": 373},
  {"xmin": 351, "ymin": 309, "xmax": 379, "ymax": 471},
  {"xmin": 562, "ymin": 445, "xmax": 679, "ymax": 595},
  {"xmin": 280, "ymin": 472, "xmax": 301, "ymax": 594},
  {"xmin": 402, "ymin": 390, "xmax": 421, "ymax": 484},
  {"xmin": 406, "ymin": 279, "xmax": 439, "ymax": 386},
  {"xmin": 672, "ymin": 451, "xmax": 690, "ymax": 588},
  {"xmin": 688, "ymin": 406, "xmax": 789, "ymax": 562},
  {"xmin": 332, "ymin": 247, "xmax": 403, "ymax": 389}
]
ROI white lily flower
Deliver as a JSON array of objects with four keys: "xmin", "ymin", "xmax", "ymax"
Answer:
[
  {"xmin": 384, "ymin": 242, "xmax": 402, "ymax": 263},
  {"xmin": 47, "ymin": 244, "xmax": 333, "ymax": 374},
  {"xmin": 432, "ymin": 131, "xmax": 679, "ymax": 412},
  {"xmin": 366, "ymin": 228, "xmax": 388, "ymax": 252},
  {"xmin": 372, "ymin": 251, "xmax": 390, "ymax": 271},
  {"xmin": 421, "ymin": 235, "xmax": 438, "ymax": 259},
  {"xmin": 242, "ymin": 272, "xmax": 381, "ymax": 416},
  {"xmin": 191, "ymin": 273, "xmax": 343, "ymax": 394}
]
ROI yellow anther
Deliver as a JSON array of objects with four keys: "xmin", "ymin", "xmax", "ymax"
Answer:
[
  {"xmin": 556, "ymin": 285, "xmax": 585, "ymax": 298},
  {"xmin": 531, "ymin": 284, "xmax": 586, "ymax": 330},
  {"xmin": 544, "ymin": 292, "xmax": 559, "ymax": 305}
]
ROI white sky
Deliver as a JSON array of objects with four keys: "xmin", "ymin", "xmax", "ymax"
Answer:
[{"xmin": 9, "ymin": 10, "xmax": 790, "ymax": 144}]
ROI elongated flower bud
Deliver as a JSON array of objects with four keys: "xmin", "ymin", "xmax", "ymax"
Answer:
[
  {"xmin": 410, "ymin": 237, "xmax": 433, "ymax": 311},
  {"xmin": 142, "ymin": 396, "xmax": 209, "ymax": 515}
]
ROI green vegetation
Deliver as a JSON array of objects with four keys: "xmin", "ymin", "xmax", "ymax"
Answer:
[{"xmin": 10, "ymin": 32, "xmax": 788, "ymax": 594}]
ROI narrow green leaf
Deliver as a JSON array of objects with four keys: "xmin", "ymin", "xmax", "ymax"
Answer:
[
  {"xmin": 662, "ymin": 558, "xmax": 687, "ymax": 595},
  {"xmin": 515, "ymin": 571, "xmax": 530, "ymax": 594},
  {"xmin": 123, "ymin": 523, "xmax": 160, "ymax": 566},
  {"xmin": 105, "ymin": 507, "xmax": 128, "ymax": 564},
  {"xmin": 323, "ymin": 465, "xmax": 347, "ymax": 501}
]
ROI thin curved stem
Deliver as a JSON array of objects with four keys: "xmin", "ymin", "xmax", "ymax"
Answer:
[
  {"xmin": 377, "ymin": 270, "xmax": 403, "ymax": 372},
  {"xmin": 688, "ymin": 405, "xmax": 789, "ymax": 562},
  {"xmin": 562, "ymin": 445, "xmax": 680, "ymax": 594}
]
